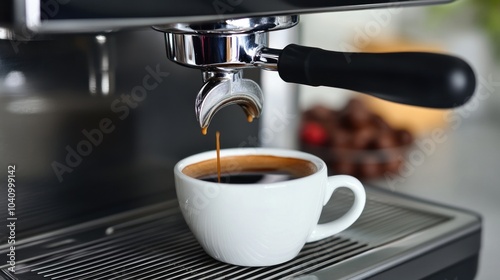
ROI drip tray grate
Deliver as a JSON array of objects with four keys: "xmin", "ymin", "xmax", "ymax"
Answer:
[{"xmin": 4, "ymin": 189, "xmax": 451, "ymax": 280}]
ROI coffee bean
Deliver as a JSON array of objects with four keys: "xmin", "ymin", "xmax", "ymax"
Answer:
[
  {"xmin": 344, "ymin": 98, "xmax": 369, "ymax": 112},
  {"xmin": 395, "ymin": 129, "xmax": 413, "ymax": 146},
  {"xmin": 372, "ymin": 131, "xmax": 398, "ymax": 149},
  {"xmin": 329, "ymin": 129, "xmax": 352, "ymax": 148},
  {"xmin": 373, "ymin": 114, "xmax": 392, "ymax": 132},
  {"xmin": 353, "ymin": 125, "xmax": 378, "ymax": 149},
  {"xmin": 304, "ymin": 105, "xmax": 337, "ymax": 123},
  {"xmin": 340, "ymin": 103, "xmax": 372, "ymax": 129}
]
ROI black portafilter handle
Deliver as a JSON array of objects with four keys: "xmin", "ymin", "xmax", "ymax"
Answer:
[{"xmin": 277, "ymin": 44, "xmax": 476, "ymax": 108}]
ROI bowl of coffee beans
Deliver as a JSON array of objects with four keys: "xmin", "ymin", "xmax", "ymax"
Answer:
[{"xmin": 300, "ymin": 98, "xmax": 414, "ymax": 180}]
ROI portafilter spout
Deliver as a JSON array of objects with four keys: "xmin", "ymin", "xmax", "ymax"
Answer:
[{"xmin": 197, "ymin": 71, "xmax": 263, "ymax": 135}]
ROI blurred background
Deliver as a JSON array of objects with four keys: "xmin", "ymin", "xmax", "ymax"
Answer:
[{"xmin": 297, "ymin": 0, "xmax": 500, "ymax": 278}]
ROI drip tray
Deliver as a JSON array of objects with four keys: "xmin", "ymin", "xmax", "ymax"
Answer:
[{"xmin": 1, "ymin": 187, "xmax": 481, "ymax": 280}]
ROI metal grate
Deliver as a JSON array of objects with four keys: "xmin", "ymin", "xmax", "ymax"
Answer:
[
  {"xmin": 320, "ymin": 190, "xmax": 450, "ymax": 246},
  {"xmin": 4, "ymin": 189, "xmax": 449, "ymax": 280}
]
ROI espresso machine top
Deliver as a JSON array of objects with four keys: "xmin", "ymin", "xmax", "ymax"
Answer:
[{"xmin": 1, "ymin": 0, "xmax": 452, "ymax": 34}]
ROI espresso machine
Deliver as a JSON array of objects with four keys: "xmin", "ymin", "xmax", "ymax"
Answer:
[{"xmin": 0, "ymin": 0, "xmax": 482, "ymax": 279}]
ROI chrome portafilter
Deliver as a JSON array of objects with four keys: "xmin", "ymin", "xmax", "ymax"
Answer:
[
  {"xmin": 196, "ymin": 71, "xmax": 263, "ymax": 134},
  {"xmin": 154, "ymin": 16, "xmax": 298, "ymax": 134}
]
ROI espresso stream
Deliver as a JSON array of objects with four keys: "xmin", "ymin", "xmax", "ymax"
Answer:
[{"xmin": 216, "ymin": 131, "xmax": 221, "ymax": 183}]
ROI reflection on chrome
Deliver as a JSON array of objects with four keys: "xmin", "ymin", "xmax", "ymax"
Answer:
[
  {"xmin": 89, "ymin": 34, "xmax": 114, "ymax": 96},
  {"xmin": 4, "ymin": 71, "xmax": 26, "ymax": 88},
  {"xmin": 0, "ymin": 27, "xmax": 14, "ymax": 40},
  {"xmin": 6, "ymin": 98, "xmax": 50, "ymax": 114}
]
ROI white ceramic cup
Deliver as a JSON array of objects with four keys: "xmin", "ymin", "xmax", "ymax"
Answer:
[{"xmin": 174, "ymin": 148, "xmax": 366, "ymax": 267}]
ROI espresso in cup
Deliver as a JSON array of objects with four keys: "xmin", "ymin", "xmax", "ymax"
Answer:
[
  {"xmin": 182, "ymin": 155, "xmax": 316, "ymax": 184},
  {"xmin": 174, "ymin": 148, "xmax": 366, "ymax": 267}
]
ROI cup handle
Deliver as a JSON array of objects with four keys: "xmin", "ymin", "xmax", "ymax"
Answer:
[{"xmin": 306, "ymin": 175, "xmax": 366, "ymax": 243}]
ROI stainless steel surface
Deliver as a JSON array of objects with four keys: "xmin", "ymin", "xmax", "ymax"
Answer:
[
  {"xmin": 88, "ymin": 34, "xmax": 115, "ymax": 96},
  {"xmin": 0, "ymin": 36, "xmax": 91, "ymax": 97},
  {"xmin": 164, "ymin": 32, "xmax": 269, "ymax": 69},
  {"xmin": 0, "ymin": 0, "xmax": 452, "ymax": 34},
  {"xmin": 254, "ymin": 48, "xmax": 281, "ymax": 71},
  {"xmin": 154, "ymin": 16, "xmax": 299, "ymax": 35},
  {"xmin": 0, "ymin": 187, "xmax": 480, "ymax": 279},
  {"xmin": 160, "ymin": 16, "xmax": 293, "ymax": 71},
  {"xmin": 163, "ymin": 31, "xmax": 283, "ymax": 71}
]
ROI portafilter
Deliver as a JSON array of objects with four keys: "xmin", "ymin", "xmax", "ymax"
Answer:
[{"xmin": 154, "ymin": 15, "xmax": 476, "ymax": 134}]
